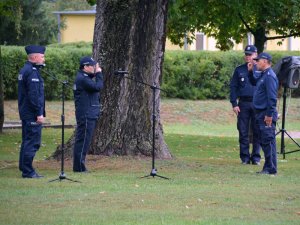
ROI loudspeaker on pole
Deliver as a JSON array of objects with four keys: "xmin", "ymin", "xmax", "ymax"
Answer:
[{"xmin": 273, "ymin": 56, "xmax": 300, "ymax": 89}]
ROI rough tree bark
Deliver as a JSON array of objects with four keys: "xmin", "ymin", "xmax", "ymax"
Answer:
[
  {"xmin": 90, "ymin": 0, "xmax": 171, "ymax": 158},
  {"xmin": 0, "ymin": 46, "xmax": 4, "ymax": 133},
  {"xmin": 53, "ymin": 0, "xmax": 171, "ymax": 159}
]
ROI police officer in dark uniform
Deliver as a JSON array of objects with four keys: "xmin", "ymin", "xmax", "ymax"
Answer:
[
  {"xmin": 251, "ymin": 52, "xmax": 278, "ymax": 175},
  {"xmin": 230, "ymin": 45, "xmax": 261, "ymax": 165},
  {"xmin": 18, "ymin": 45, "xmax": 46, "ymax": 178},
  {"xmin": 73, "ymin": 56, "xmax": 104, "ymax": 172}
]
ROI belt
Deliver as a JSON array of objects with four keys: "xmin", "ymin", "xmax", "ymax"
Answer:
[
  {"xmin": 239, "ymin": 96, "xmax": 253, "ymax": 102},
  {"xmin": 254, "ymin": 108, "xmax": 267, "ymax": 113}
]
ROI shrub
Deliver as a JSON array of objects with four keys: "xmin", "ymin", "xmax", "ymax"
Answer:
[
  {"xmin": 162, "ymin": 50, "xmax": 300, "ymax": 99},
  {"xmin": 1, "ymin": 45, "xmax": 92, "ymax": 100},
  {"xmin": 1, "ymin": 45, "xmax": 299, "ymax": 100}
]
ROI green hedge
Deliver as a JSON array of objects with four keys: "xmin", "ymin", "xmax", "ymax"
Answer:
[
  {"xmin": 1, "ymin": 45, "xmax": 92, "ymax": 100},
  {"xmin": 1, "ymin": 45, "xmax": 299, "ymax": 100},
  {"xmin": 162, "ymin": 51, "xmax": 240, "ymax": 99},
  {"xmin": 162, "ymin": 50, "xmax": 300, "ymax": 99}
]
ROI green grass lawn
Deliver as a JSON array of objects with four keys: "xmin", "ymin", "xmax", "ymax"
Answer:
[{"xmin": 1, "ymin": 99, "xmax": 300, "ymax": 225}]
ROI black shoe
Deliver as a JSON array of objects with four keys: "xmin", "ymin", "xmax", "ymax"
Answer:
[
  {"xmin": 256, "ymin": 170, "xmax": 277, "ymax": 175},
  {"xmin": 252, "ymin": 161, "xmax": 261, "ymax": 165},
  {"xmin": 22, "ymin": 173, "xmax": 44, "ymax": 179},
  {"xmin": 241, "ymin": 161, "xmax": 250, "ymax": 165}
]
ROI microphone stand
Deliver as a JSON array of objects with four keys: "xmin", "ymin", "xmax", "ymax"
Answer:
[
  {"xmin": 118, "ymin": 74, "xmax": 169, "ymax": 179},
  {"xmin": 275, "ymin": 86, "xmax": 300, "ymax": 159},
  {"xmin": 41, "ymin": 69, "xmax": 80, "ymax": 183}
]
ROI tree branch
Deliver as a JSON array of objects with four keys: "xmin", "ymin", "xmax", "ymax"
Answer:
[
  {"xmin": 267, "ymin": 32, "xmax": 300, "ymax": 40},
  {"xmin": 238, "ymin": 12, "xmax": 255, "ymax": 34}
]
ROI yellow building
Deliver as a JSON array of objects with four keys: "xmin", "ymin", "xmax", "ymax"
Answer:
[
  {"xmin": 53, "ymin": 10, "xmax": 96, "ymax": 43},
  {"xmin": 54, "ymin": 10, "xmax": 300, "ymax": 51}
]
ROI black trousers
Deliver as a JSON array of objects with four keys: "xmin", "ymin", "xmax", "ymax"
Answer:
[
  {"xmin": 19, "ymin": 120, "xmax": 42, "ymax": 177},
  {"xmin": 255, "ymin": 110, "xmax": 277, "ymax": 174},
  {"xmin": 73, "ymin": 118, "xmax": 97, "ymax": 172},
  {"xmin": 237, "ymin": 101, "xmax": 260, "ymax": 163}
]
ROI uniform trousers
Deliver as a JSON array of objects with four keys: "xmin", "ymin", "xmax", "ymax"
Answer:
[
  {"xmin": 255, "ymin": 110, "xmax": 278, "ymax": 174},
  {"xmin": 237, "ymin": 101, "xmax": 260, "ymax": 163},
  {"xmin": 19, "ymin": 120, "xmax": 42, "ymax": 177},
  {"xmin": 73, "ymin": 117, "xmax": 97, "ymax": 172}
]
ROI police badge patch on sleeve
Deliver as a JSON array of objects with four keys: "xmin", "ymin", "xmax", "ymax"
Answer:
[{"xmin": 18, "ymin": 74, "xmax": 23, "ymax": 80}]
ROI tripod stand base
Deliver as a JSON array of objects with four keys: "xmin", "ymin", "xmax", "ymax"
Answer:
[
  {"xmin": 276, "ymin": 129, "xmax": 300, "ymax": 158},
  {"xmin": 141, "ymin": 168, "xmax": 169, "ymax": 179},
  {"xmin": 48, "ymin": 172, "xmax": 80, "ymax": 183}
]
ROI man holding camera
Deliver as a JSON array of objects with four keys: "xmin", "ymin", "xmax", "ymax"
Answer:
[
  {"xmin": 18, "ymin": 45, "xmax": 46, "ymax": 178},
  {"xmin": 73, "ymin": 56, "xmax": 104, "ymax": 172},
  {"xmin": 230, "ymin": 45, "xmax": 261, "ymax": 165}
]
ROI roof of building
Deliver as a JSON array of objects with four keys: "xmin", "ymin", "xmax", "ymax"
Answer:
[{"xmin": 53, "ymin": 10, "xmax": 96, "ymax": 15}]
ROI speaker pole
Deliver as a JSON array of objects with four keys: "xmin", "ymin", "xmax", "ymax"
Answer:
[{"xmin": 276, "ymin": 86, "xmax": 300, "ymax": 158}]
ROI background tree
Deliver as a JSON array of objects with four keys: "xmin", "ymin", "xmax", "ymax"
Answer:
[
  {"xmin": 0, "ymin": 0, "xmax": 58, "ymax": 45},
  {"xmin": 47, "ymin": 0, "xmax": 94, "ymax": 11},
  {"xmin": 56, "ymin": 0, "xmax": 172, "ymax": 159},
  {"xmin": 167, "ymin": 0, "xmax": 300, "ymax": 53},
  {"xmin": 90, "ymin": 0, "xmax": 171, "ymax": 158},
  {"xmin": 0, "ymin": 0, "xmax": 20, "ymax": 132},
  {"xmin": 0, "ymin": 47, "xmax": 3, "ymax": 133}
]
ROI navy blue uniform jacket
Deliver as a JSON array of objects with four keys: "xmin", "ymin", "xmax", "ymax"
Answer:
[
  {"xmin": 251, "ymin": 67, "xmax": 278, "ymax": 117},
  {"xmin": 73, "ymin": 70, "xmax": 104, "ymax": 120},
  {"xmin": 18, "ymin": 61, "xmax": 45, "ymax": 120},
  {"xmin": 230, "ymin": 63, "xmax": 256, "ymax": 107}
]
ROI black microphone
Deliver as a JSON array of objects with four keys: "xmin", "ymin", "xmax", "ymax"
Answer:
[{"xmin": 114, "ymin": 70, "xmax": 128, "ymax": 75}]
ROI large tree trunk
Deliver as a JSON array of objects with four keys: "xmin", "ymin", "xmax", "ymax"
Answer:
[
  {"xmin": 90, "ymin": 0, "xmax": 171, "ymax": 158},
  {"xmin": 0, "ymin": 46, "xmax": 4, "ymax": 133},
  {"xmin": 52, "ymin": 0, "xmax": 171, "ymax": 159},
  {"xmin": 253, "ymin": 26, "xmax": 267, "ymax": 54}
]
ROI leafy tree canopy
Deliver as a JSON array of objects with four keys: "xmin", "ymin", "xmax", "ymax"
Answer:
[
  {"xmin": 167, "ymin": 0, "xmax": 300, "ymax": 52},
  {"xmin": 0, "ymin": 0, "xmax": 95, "ymax": 46},
  {"xmin": 0, "ymin": 0, "xmax": 58, "ymax": 45},
  {"xmin": 50, "ymin": 0, "xmax": 94, "ymax": 11}
]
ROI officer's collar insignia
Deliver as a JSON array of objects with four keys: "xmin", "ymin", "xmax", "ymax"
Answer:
[
  {"xmin": 83, "ymin": 73, "xmax": 88, "ymax": 77},
  {"xmin": 32, "ymin": 67, "xmax": 37, "ymax": 70}
]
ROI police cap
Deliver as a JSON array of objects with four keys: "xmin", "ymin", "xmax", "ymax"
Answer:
[
  {"xmin": 80, "ymin": 56, "xmax": 97, "ymax": 66},
  {"xmin": 25, "ymin": 45, "xmax": 46, "ymax": 55},
  {"xmin": 253, "ymin": 52, "xmax": 272, "ymax": 61},
  {"xmin": 244, "ymin": 45, "xmax": 257, "ymax": 54}
]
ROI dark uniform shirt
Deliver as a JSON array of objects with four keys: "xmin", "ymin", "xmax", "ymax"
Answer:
[
  {"xmin": 18, "ymin": 61, "xmax": 45, "ymax": 120},
  {"xmin": 230, "ymin": 63, "xmax": 256, "ymax": 107},
  {"xmin": 252, "ymin": 67, "xmax": 278, "ymax": 117},
  {"xmin": 73, "ymin": 70, "xmax": 104, "ymax": 120}
]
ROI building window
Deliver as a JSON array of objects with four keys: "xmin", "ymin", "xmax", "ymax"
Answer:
[{"xmin": 196, "ymin": 33, "xmax": 204, "ymax": 50}]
